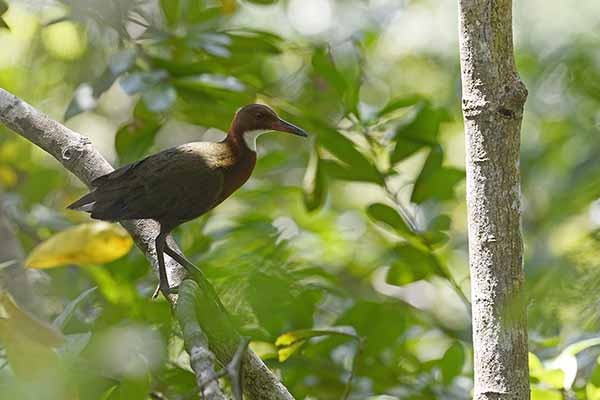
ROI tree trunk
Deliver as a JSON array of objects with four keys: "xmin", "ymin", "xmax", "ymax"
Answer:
[{"xmin": 457, "ymin": 1, "xmax": 529, "ymax": 399}]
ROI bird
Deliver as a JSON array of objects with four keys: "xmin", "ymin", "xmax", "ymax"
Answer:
[{"xmin": 68, "ymin": 104, "xmax": 308, "ymax": 298}]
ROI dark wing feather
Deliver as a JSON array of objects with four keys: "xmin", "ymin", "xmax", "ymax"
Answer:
[{"xmin": 68, "ymin": 143, "xmax": 226, "ymax": 223}]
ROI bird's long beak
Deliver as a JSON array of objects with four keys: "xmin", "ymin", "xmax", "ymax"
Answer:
[{"xmin": 271, "ymin": 118, "xmax": 308, "ymax": 137}]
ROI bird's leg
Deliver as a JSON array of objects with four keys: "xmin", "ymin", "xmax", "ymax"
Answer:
[
  {"xmin": 152, "ymin": 232, "xmax": 171, "ymax": 299},
  {"xmin": 164, "ymin": 243, "xmax": 229, "ymax": 315},
  {"xmin": 163, "ymin": 244, "xmax": 203, "ymax": 276}
]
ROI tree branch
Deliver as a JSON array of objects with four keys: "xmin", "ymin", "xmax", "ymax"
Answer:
[
  {"xmin": 0, "ymin": 88, "xmax": 295, "ymax": 400},
  {"xmin": 187, "ymin": 268, "xmax": 294, "ymax": 400},
  {"xmin": 176, "ymin": 279, "xmax": 226, "ymax": 400},
  {"xmin": 458, "ymin": 1, "xmax": 529, "ymax": 399}
]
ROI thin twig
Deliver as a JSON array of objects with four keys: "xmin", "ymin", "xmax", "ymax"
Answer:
[
  {"xmin": 382, "ymin": 179, "xmax": 471, "ymax": 310},
  {"xmin": 198, "ymin": 337, "xmax": 250, "ymax": 400},
  {"xmin": 127, "ymin": 16, "xmax": 150, "ymax": 29},
  {"xmin": 341, "ymin": 338, "xmax": 364, "ymax": 400}
]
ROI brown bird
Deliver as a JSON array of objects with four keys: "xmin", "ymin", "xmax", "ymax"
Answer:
[{"xmin": 68, "ymin": 104, "xmax": 308, "ymax": 297}]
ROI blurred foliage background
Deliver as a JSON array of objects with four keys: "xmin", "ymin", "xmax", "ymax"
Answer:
[{"xmin": 1, "ymin": 0, "xmax": 600, "ymax": 399}]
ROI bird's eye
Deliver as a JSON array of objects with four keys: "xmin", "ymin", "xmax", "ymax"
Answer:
[{"xmin": 256, "ymin": 113, "xmax": 264, "ymax": 119}]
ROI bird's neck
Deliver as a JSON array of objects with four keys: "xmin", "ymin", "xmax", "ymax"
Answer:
[
  {"xmin": 226, "ymin": 128, "xmax": 268, "ymax": 153},
  {"xmin": 218, "ymin": 132, "xmax": 258, "ymax": 203}
]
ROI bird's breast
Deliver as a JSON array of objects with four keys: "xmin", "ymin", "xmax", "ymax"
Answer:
[{"xmin": 218, "ymin": 151, "xmax": 257, "ymax": 203}]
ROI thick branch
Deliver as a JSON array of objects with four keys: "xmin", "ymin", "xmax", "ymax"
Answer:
[
  {"xmin": 188, "ymin": 268, "xmax": 294, "ymax": 400},
  {"xmin": 458, "ymin": 1, "xmax": 529, "ymax": 400},
  {"xmin": 0, "ymin": 88, "xmax": 294, "ymax": 400},
  {"xmin": 176, "ymin": 280, "xmax": 226, "ymax": 400},
  {"xmin": 0, "ymin": 88, "xmax": 187, "ymax": 293}
]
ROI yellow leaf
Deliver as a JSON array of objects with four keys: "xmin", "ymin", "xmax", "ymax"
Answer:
[
  {"xmin": 278, "ymin": 340, "xmax": 305, "ymax": 362},
  {"xmin": 25, "ymin": 222, "xmax": 133, "ymax": 269},
  {"xmin": 0, "ymin": 164, "xmax": 17, "ymax": 187},
  {"xmin": 249, "ymin": 341, "xmax": 278, "ymax": 360},
  {"xmin": 275, "ymin": 327, "xmax": 358, "ymax": 347},
  {"xmin": 220, "ymin": 0, "xmax": 237, "ymax": 14},
  {"xmin": 275, "ymin": 327, "xmax": 359, "ymax": 362}
]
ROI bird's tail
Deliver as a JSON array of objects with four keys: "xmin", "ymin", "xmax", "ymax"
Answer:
[{"xmin": 67, "ymin": 191, "xmax": 97, "ymax": 213}]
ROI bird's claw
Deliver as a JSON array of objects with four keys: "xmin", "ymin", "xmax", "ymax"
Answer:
[{"xmin": 152, "ymin": 283, "xmax": 179, "ymax": 299}]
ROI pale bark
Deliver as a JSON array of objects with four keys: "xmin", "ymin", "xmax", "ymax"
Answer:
[
  {"xmin": 458, "ymin": 1, "xmax": 530, "ymax": 399},
  {"xmin": 0, "ymin": 88, "xmax": 294, "ymax": 400},
  {"xmin": 176, "ymin": 280, "xmax": 226, "ymax": 400}
]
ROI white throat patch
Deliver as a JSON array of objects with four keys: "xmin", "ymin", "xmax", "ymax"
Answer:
[{"xmin": 243, "ymin": 129, "xmax": 269, "ymax": 152}]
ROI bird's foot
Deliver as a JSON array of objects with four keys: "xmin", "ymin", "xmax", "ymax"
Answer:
[
  {"xmin": 152, "ymin": 283, "xmax": 179, "ymax": 299},
  {"xmin": 152, "ymin": 284, "xmax": 164, "ymax": 299}
]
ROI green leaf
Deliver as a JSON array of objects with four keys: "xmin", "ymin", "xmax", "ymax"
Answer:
[
  {"xmin": 303, "ymin": 145, "xmax": 326, "ymax": 212},
  {"xmin": 172, "ymin": 74, "xmax": 245, "ymax": 92},
  {"xmin": 53, "ymin": 286, "xmax": 97, "ymax": 330},
  {"xmin": 64, "ymin": 84, "xmax": 96, "ymax": 120},
  {"xmin": 386, "ymin": 244, "xmax": 438, "ymax": 286},
  {"xmin": 0, "ymin": 292, "xmax": 64, "ymax": 348},
  {"xmin": 312, "ymin": 47, "xmax": 347, "ymax": 96},
  {"xmin": 119, "ymin": 70, "xmax": 168, "ymax": 95},
  {"xmin": 545, "ymin": 337, "xmax": 600, "ymax": 390},
  {"xmin": 562, "ymin": 337, "xmax": 600, "ymax": 356},
  {"xmin": 587, "ymin": 356, "xmax": 600, "ymax": 400},
  {"xmin": 109, "ymin": 48, "xmax": 137, "ymax": 76},
  {"xmin": 531, "ymin": 388, "xmax": 562, "ymax": 400},
  {"xmin": 64, "ymin": 53, "xmax": 138, "ymax": 120},
  {"xmin": 529, "ymin": 352, "xmax": 543, "ymax": 372},
  {"xmin": 319, "ymin": 159, "xmax": 357, "ymax": 181},
  {"xmin": 422, "ymin": 214, "xmax": 451, "ymax": 247},
  {"xmin": 245, "ymin": 0, "xmax": 278, "ymax": 4},
  {"xmin": 314, "ymin": 123, "xmax": 382, "ymax": 184},
  {"xmin": 142, "ymin": 83, "xmax": 176, "ymax": 112},
  {"xmin": 336, "ymin": 301, "xmax": 410, "ymax": 356},
  {"xmin": 529, "ymin": 352, "xmax": 566, "ymax": 389},
  {"xmin": 160, "ymin": 0, "xmax": 180, "ymax": 26},
  {"xmin": 439, "ymin": 342, "xmax": 464, "ymax": 384},
  {"xmin": 115, "ymin": 102, "xmax": 163, "ymax": 164},
  {"xmin": 377, "ymin": 95, "xmax": 422, "ymax": 118},
  {"xmin": 0, "ymin": 0, "xmax": 7, "ymax": 29},
  {"xmin": 99, "ymin": 385, "xmax": 118, "ymax": 400},
  {"xmin": 58, "ymin": 332, "xmax": 92, "ymax": 360},
  {"xmin": 275, "ymin": 326, "xmax": 358, "ymax": 362},
  {"xmin": 411, "ymin": 146, "xmax": 465, "ymax": 204},
  {"xmin": 391, "ymin": 138, "xmax": 424, "ymax": 163},
  {"xmin": 390, "ymin": 101, "xmax": 449, "ymax": 163},
  {"xmin": 428, "ymin": 214, "xmax": 451, "ymax": 231},
  {"xmin": 366, "ymin": 203, "xmax": 414, "ymax": 239}
]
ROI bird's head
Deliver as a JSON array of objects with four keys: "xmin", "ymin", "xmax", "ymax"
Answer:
[{"xmin": 230, "ymin": 104, "xmax": 308, "ymax": 151}]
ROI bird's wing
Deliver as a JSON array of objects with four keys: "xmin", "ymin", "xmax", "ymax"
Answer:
[{"xmin": 87, "ymin": 142, "xmax": 227, "ymax": 222}]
